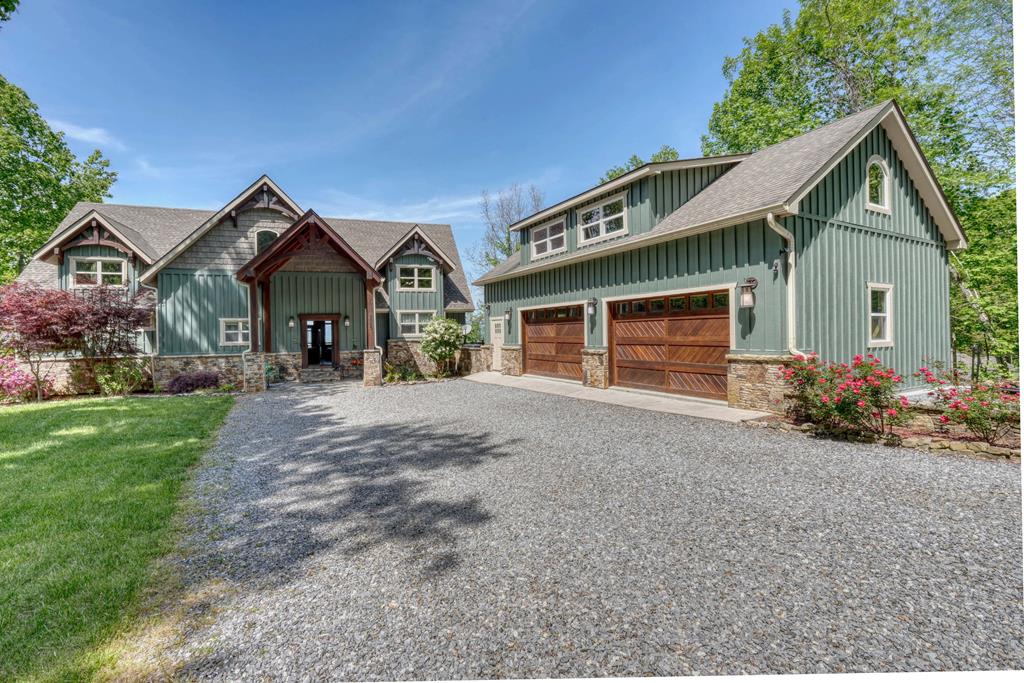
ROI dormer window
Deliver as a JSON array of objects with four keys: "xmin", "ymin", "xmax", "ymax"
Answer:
[
  {"xmin": 530, "ymin": 219, "xmax": 566, "ymax": 259},
  {"xmin": 866, "ymin": 155, "xmax": 891, "ymax": 213},
  {"xmin": 72, "ymin": 257, "xmax": 126, "ymax": 287},
  {"xmin": 577, "ymin": 192, "xmax": 627, "ymax": 245},
  {"xmin": 398, "ymin": 265, "xmax": 434, "ymax": 291},
  {"xmin": 255, "ymin": 229, "xmax": 279, "ymax": 254}
]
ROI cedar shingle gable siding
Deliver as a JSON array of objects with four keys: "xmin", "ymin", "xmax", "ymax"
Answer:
[{"xmin": 168, "ymin": 209, "xmax": 294, "ymax": 271}]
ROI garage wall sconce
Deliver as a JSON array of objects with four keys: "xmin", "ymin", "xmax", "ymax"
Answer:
[
  {"xmin": 287, "ymin": 316, "xmax": 296, "ymax": 328},
  {"xmin": 343, "ymin": 315, "xmax": 351, "ymax": 328},
  {"xmin": 738, "ymin": 277, "xmax": 758, "ymax": 309},
  {"xmin": 504, "ymin": 308, "xmax": 512, "ymax": 323},
  {"xmin": 586, "ymin": 297, "xmax": 598, "ymax": 317}
]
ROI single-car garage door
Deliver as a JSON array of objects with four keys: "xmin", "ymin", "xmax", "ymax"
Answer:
[
  {"xmin": 522, "ymin": 305, "xmax": 584, "ymax": 380},
  {"xmin": 609, "ymin": 290, "xmax": 730, "ymax": 399}
]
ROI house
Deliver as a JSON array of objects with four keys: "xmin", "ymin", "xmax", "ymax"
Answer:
[
  {"xmin": 17, "ymin": 176, "xmax": 474, "ymax": 389},
  {"xmin": 474, "ymin": 101, "xmax": 966, "ymax": 411}
]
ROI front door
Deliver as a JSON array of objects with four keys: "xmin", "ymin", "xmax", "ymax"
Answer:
[
  {"xmin": 489, "ymin": 317, "xmax": 504, "ymax": 370},
  {"xmin": 303, "ymin": 318, "xmax": 336, "ymax": 367}
]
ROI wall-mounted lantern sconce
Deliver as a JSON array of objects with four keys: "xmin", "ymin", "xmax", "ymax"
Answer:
[
  {"xmin": 738, "ymin": 277, "xmax": 758, "ymax": 309},
  {"xmin": 504, "ymin": 308, "xmax": 512, "ymax": 323},
  {"xmin": 483, "ymin": 303, "xmax": 491, "ymax": 314},
  {"xmin": 586, "ymin": 297, "xmax": 598, "ymax": 317},
  {"xmin": 343, "ymin": 315, "xmax": 351, "ymax": 328},
  {"xmin": 287, "ymin": 316, "xmax": 296, "ymax": 328}
]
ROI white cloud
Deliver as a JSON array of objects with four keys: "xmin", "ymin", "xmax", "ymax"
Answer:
[
  {"xmin": 313, "ymin": 189, "xmax": 481, "ymax": 224},
  {"xmin": 48, "ymin": 119, "xmax": 127, "ymax": 151}
]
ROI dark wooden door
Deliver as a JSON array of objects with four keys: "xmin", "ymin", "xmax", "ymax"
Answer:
[
  {"xmin": 610, "ymin": 291, "xmax": 730, "ymax": 399},
  {"xmin": 303, "ymin": 319, "xmax": 335, "ymax": 367},
  {"xmin": 522, "ymin": 306, "xmax": 584, "ymax": 380}
]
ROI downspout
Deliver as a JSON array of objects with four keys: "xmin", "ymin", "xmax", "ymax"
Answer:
[
  {"xmin": 137, "ymin": 281, "xmax": 159, "ymax": 387},
  {"xmin": 765, "ymin": 212, "xmax": 801, "ymax": 357}
]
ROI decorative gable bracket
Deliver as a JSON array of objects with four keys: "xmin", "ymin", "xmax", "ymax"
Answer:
[
  {"xmin": 55, "ymin": 219, "xmax": 135, "ymax": 265},
  {"xmin": 226, "ymin": 183, "xmax": 300, "ymax": 228}
]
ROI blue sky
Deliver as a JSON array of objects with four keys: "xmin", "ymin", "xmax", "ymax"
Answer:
[{"xmin": 1, "ymin": 0, "xmax": 793, "ymax": 280}]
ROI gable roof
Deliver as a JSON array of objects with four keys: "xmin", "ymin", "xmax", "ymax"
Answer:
[
  {"xmin": 140, "ymin": 175, "xmax": 302, "ymax": 283},
  {"xmin": 16, "ymin": 180, "xmax": 474, "ymax": 311},
  {"xmin": 32, "ymin": 209, "xmax": 161, "ymax": 264},
  {"xmin": 237, "ymin": 210, "xmax": 382, "ymax": 283},
  {"xmin": 372, "ymin": 224, "xmax": 458, "ymax": 272},
  {"xmin": 475, "ymin": 100, "xmax": 966, "ymax": 285}
]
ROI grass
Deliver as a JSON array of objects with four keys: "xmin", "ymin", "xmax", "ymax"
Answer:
[{"xmin": 0, "ymin": 395, "xmax": 235, "ymax": 682}]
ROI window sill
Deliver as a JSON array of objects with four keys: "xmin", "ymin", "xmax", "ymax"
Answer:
[
  {"xmin": 866, "ymin": 340, "xmax": 894, "ymax": 348},
  {"xmin": 530, "ymin": 248, "xmax": 567, "ymax": 262},
  {"xmin": 396, "ymin": 288, "xmax": 436, "ymax": 293},
  {"xmin": 865, "ymin": 204, "xmax": 891, "ymax": 215},
  {"xmin": 577, "ymin": 231, "xmax": 628, "ymax": 248}
]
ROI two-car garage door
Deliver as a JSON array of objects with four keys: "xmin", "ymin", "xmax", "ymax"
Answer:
[{"xmin": 609, "ymin": 290, "xmax": 730, "ymax": 400}]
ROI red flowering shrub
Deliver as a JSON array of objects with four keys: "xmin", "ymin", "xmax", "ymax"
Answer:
[
  {"xmin": 915, "ymin": 364, "xmax": 1020, "ymax": 445},
  {"xmin": 0, "ymin": 355, "xmax": 50, "ymax": 403},
  {"xmin": 781, "ymin": 352, "xmax": 910, "ymax": 438}
]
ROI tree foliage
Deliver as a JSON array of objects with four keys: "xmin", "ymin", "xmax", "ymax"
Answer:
[
  {"xmin": 702, "ymin": 0, "xmax": 1015, "ymax": 362},
  {"xmin": 599, "ymin": 145, "xmax": 680, "ymax": 184},
  {"xmin": 472, "ymin": 183, "xmax": 544, "ymax": 272},
  {"xmin": 0, "ymin": 75, "xmax": 117, "ymax": 283},
  {"xmin": 0, "ymin": 1, "xmax": 18, "ymax": 25}
]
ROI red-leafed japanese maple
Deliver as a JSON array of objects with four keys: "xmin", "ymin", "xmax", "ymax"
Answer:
[
  {"xmin": 77, "ymin": 286, "xmax": 154, "ymax": 358},
  {"xmin": 0, "ymin": 284, "xmax": 93, "ymax": 401}
]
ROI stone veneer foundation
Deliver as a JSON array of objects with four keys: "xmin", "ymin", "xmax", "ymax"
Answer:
[
  {"xmin": 581, "ymin": 348, "xmax": 609, "ymax": 389},
  {"xmin": 387, "ymin": 340, "xmax": 435, "ymax": 376},
  {"xmin": 457, "ymin": 345, "xmax": 491, "ymax": 375},
  {"xmin": 500, "ymin": 345, "xmax": 523, "ymax": 376},
  {"xmin": 363, "ymin": 349, "xmax": 382, "ymax": 386},
  {"xmin": 726, "ymin": 353, "xmax": 793, "ymax": 412}
]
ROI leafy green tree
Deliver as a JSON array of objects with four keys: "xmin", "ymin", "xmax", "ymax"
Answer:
[
  {"xmin": 950, "ymin": 190, "xmax": 1017, "ymax": 363},
  {"xmin": 0, "ymin": 75, "xmax": 117, "ymax": 283},
  {"xmin": 702, "ymin": 0, "xmax": 1015, "ymax": 362},
  {"xmin": 599, "ymin": 145, "xmax": 680, "ymax": 183},
  {"xmin": 0, "ymin": 1, "xmax": 18, "ymax": 25}
]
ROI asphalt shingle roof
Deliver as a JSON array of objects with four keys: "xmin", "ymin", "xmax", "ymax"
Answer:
[
  {"xmin": 475, "ymin": 102, "xmax": 892, "ymax": 284},
  {"xmin": 18, "ymin": 205, "xmax": 473, "ymax": 310}
]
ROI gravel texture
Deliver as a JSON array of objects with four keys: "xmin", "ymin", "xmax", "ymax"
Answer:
[{"xmin": 168, "ymin": 379, "xmax": 1024, "ymax": 679}]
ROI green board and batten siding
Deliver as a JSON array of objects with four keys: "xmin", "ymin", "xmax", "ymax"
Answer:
[
  {"xmin": 268, "ymin": 271, "xmax": 366, "ymax": 353},
  {"xmin": 485, "ymin": 124, "xmax": 951, "ymax": 388},
  {"xmin": 386, "ymin": 254, "xmax": 444, "ymax": 339},
  {"xmin": 157, "ymin": 270, "xmax": 249, "ymax": 355}
]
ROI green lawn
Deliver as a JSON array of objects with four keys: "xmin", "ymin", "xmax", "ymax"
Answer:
[{"xmin": 0, "ymin": 395, "xmax": 235, "ymax": 682}]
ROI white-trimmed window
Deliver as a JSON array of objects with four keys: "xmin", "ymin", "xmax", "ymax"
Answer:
[
  {"xmin": 577, "ymin": 192, "xmax": 627, "ymax": 245},
  {"xmin": 72, "ymin": 257, "xmax": 126, "ymax": 287},
  {"xmin": 255, "ymin": 229, "xmax": 279, "ymax": 254},
  {"xmin": 866, "ymin": 155, "xmax": 891, "ymax": 213},
  {"xmin": 220, "ymin": 318, "xmax": 250, "ymax": 346},
  {"xmin": 399, "ymin": 311, "xmax": 434, "ymax": 337},
  {"xmin": 867, "ymin": 283, "xmax": 893, "ymax": 346},
  {"xmin": 397, "ymin": 266, "xmax": 435, "ymax": 291},
  {"xmin": 530, "ymin": 219, "xmax": 566, "ymax": 259}
]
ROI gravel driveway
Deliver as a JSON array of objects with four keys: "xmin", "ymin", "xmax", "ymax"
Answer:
[{"xmin": 168, "ymin": 379, "xmax": 1023, "ymax": 678}]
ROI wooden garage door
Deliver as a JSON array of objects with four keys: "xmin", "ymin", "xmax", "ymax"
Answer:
[
  {"xmin": 610, "ymin": 290, "xmax": 730, "ymax": 399},
  {"xmin": 522, "ymin": 305, "xmax": 584, "ymax": 380}
]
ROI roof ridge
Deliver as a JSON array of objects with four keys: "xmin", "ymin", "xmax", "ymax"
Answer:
[
  {"xmin": 743, "ymin": 100, "xmax": 893, "ymax": 156},
  {"xmin": 322, "ymin": 215, "xmax": 451, "ymax": 227},
  {"xmin": 75, "ymin": 201, "xmax": 217, "ymax": 213}
]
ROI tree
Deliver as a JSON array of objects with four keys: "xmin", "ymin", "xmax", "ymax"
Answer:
[
  {"xmin": 0, "ymin": 284, "xmax": 93, "ymax": 400},
  {"xmin": 0, "ymin": 75, "xmax": 117, "ymax": 283},
  {"xmin": 78, "ymin": 287, "xmax": 154, "ymax": 358},
  {"xmin": 419, "ymin": 316, "xmax": 463, "ymax": 377},
  {"xmin": 0, "ymin": 1, "xmax": 18, "ymax": 25},
  {"xmin": 472, "ymin": 183, "xmax": 544, "ymax": 271},
  {"xmin": 702, "ymin": 0, "xmax": 1015, "ymax": 361},
  {"xmin": 599, "ymin": 145, "xmax": 680, "ymax": 183}
]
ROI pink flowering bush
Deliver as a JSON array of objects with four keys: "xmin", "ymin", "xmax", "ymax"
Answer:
[
  {"xmin": 0, "ymin": 355, "xmax": 50, "ymax": 403},
  {"xmin": 781, "ymin": 352, "xmax": 910, "ymax": 439},
  {"xmin": 915, "ymin": 364, "xmax": 1020, "ymax": 445}
]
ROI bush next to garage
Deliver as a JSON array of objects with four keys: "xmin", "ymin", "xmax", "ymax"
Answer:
[
  {"xmin": 420, "ymin": 317, "xmax": 463, "ymax": 377},
  {"xmin": 915, "ymin": 364, "xmax": 1020, "ymax": 445},
  {"xmin": 781, "ymin": 353, "xmax": 909, "ymax": 441}
]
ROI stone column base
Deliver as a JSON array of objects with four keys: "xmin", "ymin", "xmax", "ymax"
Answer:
[
  {"xmin": 456, "ymin": 345, "xmax": 491, "ymax": 374},
  {"xmin": 726, "ymin": 353, "xmax": 794, "ymax": 412},
  {"xmin": 363, "ymin": 348, "xmax": 382, "ymax": 387},
  {"xmin": 581, "ymin": 348, "xmax": 609, "ymax": 389},
  {"xmin": 500, "ymin": 345, "xmax": 522, "ymax": 376}
]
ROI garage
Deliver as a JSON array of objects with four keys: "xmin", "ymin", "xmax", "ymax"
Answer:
[
  {"xmin": 522, "ymin": 305, "xmax": 585, "ymax": 380},
  {"xmin": 609, "ymin": 290, "xmax": 730, "ymax": 399}
]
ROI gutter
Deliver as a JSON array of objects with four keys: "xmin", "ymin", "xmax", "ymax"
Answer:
[{"xmin": 765, "ymin": 212, "xmax": 801, "ymax": 357}]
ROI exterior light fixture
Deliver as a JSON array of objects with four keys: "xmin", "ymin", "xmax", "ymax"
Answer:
[
  {"xmin": 738, "ymin": 277, "xmax": 758, "ymax": 309},
  {"xmin": 287, "ymin": 316, "xmax": 296, "ymax": 328},
  {"xmin": 343, "ymin": 315, "xmax": 351, "ymax": 327},
  {"xmin": 504, "ymin": 308, "xmax": 512, "ymax": 323},
  {"xmin": 586, "ymin": 297, "xmax": 598, "ymax": 316}
]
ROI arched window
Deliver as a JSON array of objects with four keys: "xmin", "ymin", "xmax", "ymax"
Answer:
[
  {"xmin": 255, "ymin": 229, "xmax": 278, "ymax": 254},
  {"xmin": 866, "ymin": 155, "xmax": 891, "ymax": 213}
]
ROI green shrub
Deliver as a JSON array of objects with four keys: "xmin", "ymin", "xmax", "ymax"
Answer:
[
  {"xmin": 915, "ymin": 363, "xmax": 1020, "ymax": 445},
  {"xmin": 95, "ymin": 358, "xmax": 148, "ymax": 396},
  {"xmin": 420, "ymin": 317, "xmax": 462, "ymax": 377}
]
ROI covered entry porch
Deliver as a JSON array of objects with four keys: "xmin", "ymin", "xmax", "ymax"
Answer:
[{"xmin": 236, "ymin": 210, "xmax": 384, "ymax": 386}]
